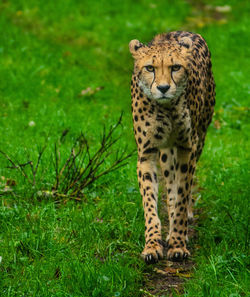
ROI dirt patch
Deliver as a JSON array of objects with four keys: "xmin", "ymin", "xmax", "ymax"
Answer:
[{"xmin": 141, "ymin": 261, "xmax": 194, "ymax": 296}]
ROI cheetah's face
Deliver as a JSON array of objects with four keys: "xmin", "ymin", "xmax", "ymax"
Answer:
[{"xmin": 129, "ymin": 39, "xmax": 190, "ymax": 104}]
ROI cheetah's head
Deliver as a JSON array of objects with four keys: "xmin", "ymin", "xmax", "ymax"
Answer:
[{"xmin": 129, "ymin": 36, "xmax": 192, "ymax": 104}]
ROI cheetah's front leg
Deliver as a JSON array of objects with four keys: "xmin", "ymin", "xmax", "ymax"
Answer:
[
  {"xmin": 137, "ymin": 153, "xmax": 163, "ymax": 264},
  {"xmin": 163, "ymin": 147, "xmax": 196, "ymax": 261}
]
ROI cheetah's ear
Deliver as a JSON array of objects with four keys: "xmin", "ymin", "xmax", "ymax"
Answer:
[
  {"xmin": 129, "ymin": 39, "xmax": 144, "ymax": 58},
  {"xmin": 179, "ymin": 36, "xmax": 193, "ymax": 50}
]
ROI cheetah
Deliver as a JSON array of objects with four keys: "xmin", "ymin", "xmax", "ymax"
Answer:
[{"xmin": 129, "ymin": 31, "xmax": 215, "ymax": 263}]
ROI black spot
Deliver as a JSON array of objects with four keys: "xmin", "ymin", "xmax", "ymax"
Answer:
[
  {"xmin": 143, "ymin": 140, "xmax": 150, "ymax": 148},
  {"xmin": 181, "ymin": 164, "xmax": 188, "ymax": 173},
  {"xmin": 157, "ymin": 127, "xmax": 164, "ymax": 133},
  {"xmin": 178, "ymin": 146, "xmax": 192, "ymax": 152},
  {"xmin": 161, "ymin": 154, "xmax": 167, "ymax": 163},
  {"xmin": 178, "ymin": 187, "xmax": 183, "ymax": 194},
  {"xmin": 144, "ymin": 173, "xmax": 152, "ymax": 182},
  {"xmin": 164, "ymin": 170, "xmax": 169, "ymax": 177},
  {"xmin": 154, "ymin": 134, "xmax": 163, "ymax": 140},
  {"xmin": 148, "ymin": 227, "xmax": 153, "ymax": 233},
  {"xmin": 143, "ymin": 147, "xmax": 158, "ymax": 154}
]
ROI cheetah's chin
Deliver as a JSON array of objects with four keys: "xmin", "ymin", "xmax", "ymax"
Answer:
[{"xmin": 155, "ymin": 97, "xmax": 173, "ymax": 104}]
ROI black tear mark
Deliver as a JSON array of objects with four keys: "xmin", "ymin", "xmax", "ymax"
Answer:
[
  {"xmin": 171, "ymin": 71, "xmax": 177, "ymax": 86},
  {"xmin": 150, "ymin": 70, "xmax": 155, "ymax": 90}
]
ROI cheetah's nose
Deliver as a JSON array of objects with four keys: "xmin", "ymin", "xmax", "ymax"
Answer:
[{"xmin": 157, "ymin": 85, "xmax": 170, "ymax": 94}]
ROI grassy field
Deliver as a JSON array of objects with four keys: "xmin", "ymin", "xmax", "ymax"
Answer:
[{"xmin": 0, "ymin": 0, "xmax": 249, "ymax": 296}]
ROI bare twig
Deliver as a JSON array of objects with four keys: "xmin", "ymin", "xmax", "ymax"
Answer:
[
  {"xmin": 0, "ymin": 150, "xmax": 33, "ymax": 184},
  {"xmin": 6, "ymin": 161, "xmax": 33, "ymax": 169}
]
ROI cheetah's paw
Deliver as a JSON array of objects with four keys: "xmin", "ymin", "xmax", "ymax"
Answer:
[
  {"xmin": 167, "ymin": 246, "xmax": 190, "ymax": 262},
  {"xmin": 141, "ymin": 240, "xmax": 164, "ymax": 264}
]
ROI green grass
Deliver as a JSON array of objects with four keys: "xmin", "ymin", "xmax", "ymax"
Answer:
[{"xmin": 0, "ymin": 0, "xmax": 249, "ymax": 296}]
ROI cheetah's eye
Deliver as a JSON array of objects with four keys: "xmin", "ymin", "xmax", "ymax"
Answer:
[
  {"xmin": 145, "ymin": 65, "xmax": 154, "ymax": 72},
  {"xmin": 171, "ymin": 65, "xmax": 181, "ymax": 71}
]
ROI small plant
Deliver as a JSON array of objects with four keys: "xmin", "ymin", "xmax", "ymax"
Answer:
[{"xmin": 0, "ymin": 115, "xmax": 134, "ymax": 200}]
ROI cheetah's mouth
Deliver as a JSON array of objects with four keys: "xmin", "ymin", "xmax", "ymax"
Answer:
[
  {"xmin": 155, "ymin": 96, "xmax": 174, "ymax": 104},
  {"xmin": 157, "ymin": 96, "xmax": 171, "ymax": 100}
]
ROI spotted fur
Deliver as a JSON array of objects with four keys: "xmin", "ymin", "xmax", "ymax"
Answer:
[{"xmin": 129, "ymin": 31, "xmax": 215, "ymax": 263}]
